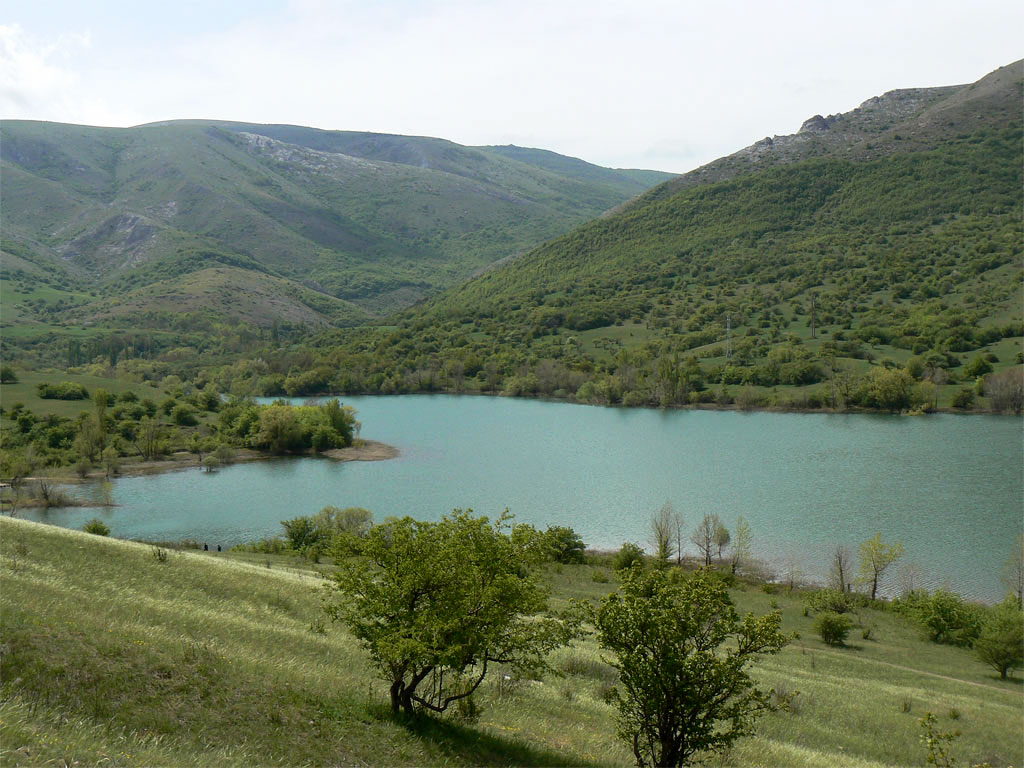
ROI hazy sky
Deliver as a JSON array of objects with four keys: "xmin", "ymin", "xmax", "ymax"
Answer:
[{"xmin": 2, "ymin": 0, "xmax": 1021, "ymax": 172}]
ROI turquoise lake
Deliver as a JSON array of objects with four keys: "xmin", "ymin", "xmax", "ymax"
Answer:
[{"xmin": 29, "ymin": 395, "xmax": 1023, "ymax": 602}]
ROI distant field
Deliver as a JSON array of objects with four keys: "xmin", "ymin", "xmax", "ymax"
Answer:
[
  {"xmin": 1, "ymin": 518, "xmax": 1020, "ymax": 767},
  {"xmin": 0, "ymin": 370, "xmax": 167, "ymax": 419}
]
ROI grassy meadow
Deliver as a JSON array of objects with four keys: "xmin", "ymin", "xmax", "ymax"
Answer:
[{"xmin": 1, "ymin": 517, "xmax": 1021, "ymax": 767}]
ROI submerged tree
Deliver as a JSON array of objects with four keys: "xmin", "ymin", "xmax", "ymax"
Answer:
[
  {"xmin": 595, "ymin": 568, "xmax": 788, "ymax": 767},
  {"xmin": 327, "ymin": 510, "xmax": 576, "ymax": 715}
]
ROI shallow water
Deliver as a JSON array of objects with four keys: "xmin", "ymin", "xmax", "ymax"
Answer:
[{"xmin": 30, "ymin": 395, "xmax": 1023, "ymax": 602}]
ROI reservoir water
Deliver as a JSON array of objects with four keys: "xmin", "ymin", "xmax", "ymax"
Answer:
[{"xmin": 28, "ymin": 395, "xmax": 1023, "ymax": 602}]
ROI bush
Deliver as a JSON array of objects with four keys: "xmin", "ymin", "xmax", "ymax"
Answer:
[
  {"xmin": 951, "ymin": 388, "xmax": 975, "ymax": 409},
  {"xmin": 544, "ymin": 525, "xmax": 585, "ymax": 564},
  {"xmin": 805, "ymin": 588, "xmax": 856, "ymax": 614},
  {"xmin": 815, "ymin": 611, "xmax": 853, "ymax": 646},
  {"xmin": 614, "ymin": 542, "xmax": 645, "ymax": 571},
  {"xmin": 36, "ymin": 381, "xmax": 89, "ymax": 400},
  {"xmin": 974, "ymin": 602, "xmax": 1024, "ymax": 679},
  {"xmin": 0, "ymin": 364, "xmax": 18, "ymax": 383},
  {"xmin": 83, "ymin": 518, "xmax": 110, "ymax": 536}
]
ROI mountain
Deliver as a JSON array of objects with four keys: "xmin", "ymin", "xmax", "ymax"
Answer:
[
  {"xmin": 0, "ymin": 120, "xmax": 673, "ymax": 338},
  {"xmin": 291, "ymin": 61, "xmax": 1022, "ymax": 408}
]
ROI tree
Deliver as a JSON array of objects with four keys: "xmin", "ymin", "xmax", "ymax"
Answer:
[
  {"xmin": 857, "ymin": 533, "xmax": 904, "ymax": 600},
  {"xmin": 690, "ymin": 514, "xmax": 717, "ymax": 567},
  {"xmin": 828, "ymin": 544, "xmax": 853, "ymax": 593},
  {"xmin": 713, "ymin": 520, "xmax": 730, "ymax": 562},
  {"xmin": 313, "ymin": 505, "xmax": 374, "ymax": 542},
  {"xmin": 974, "ymin": 601, "xmax": 1024, "ymax": 679},
  {"xmin": 595, "ymin": 568, "xmax": 788, "ymax": 767},
  {"xmin": 1002, "ymin": 534, "xmax": 1024, "ymax": 610},
  {"xmin": 281, "ymin": 516, "xmax": 322, "ymax": 552},
  {"xmin": 544, "ymin": 525, "xmax": 586, "ymax": 564},
  {"xmin": 650, "ymin": 502, "xmax": 677, "ymax": 568},
  {"xmin": 327, "ymin": 510, "xmax": 576, "ymax": 715},
  {"xmin": 729, "ymin": 517, "xmax": 752, "ymax": 575}
]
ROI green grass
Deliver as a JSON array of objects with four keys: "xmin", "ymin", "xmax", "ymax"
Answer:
[
  {"xmin": 2, "ymin": 519, "xmax": 1021, "ymax": 767},
  {"xmin": 0, "ymin": 370, "xmax": 166, "ymax": 419}
]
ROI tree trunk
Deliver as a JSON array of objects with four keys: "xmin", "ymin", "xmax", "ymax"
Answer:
[{"xmin": 390, "ymin": 680, "xmax": 403, "ymax": 713}]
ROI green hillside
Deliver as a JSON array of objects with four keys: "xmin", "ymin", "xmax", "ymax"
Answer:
[
  {"xmin": 0, "ymin": 120, "xmax": 671, "ymax": 341},
  {"xmin": 1, "ymin": 517, "xmax": 1020, "ymax": 767},
  {"xmin": 272, "ymin": 62, "xmax": 1022, "ymax": 412}
]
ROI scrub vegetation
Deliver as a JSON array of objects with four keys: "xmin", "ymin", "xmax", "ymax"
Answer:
[{"xmin": 2, "ymin": 516, "xmax": 1021, "ymax": 767}]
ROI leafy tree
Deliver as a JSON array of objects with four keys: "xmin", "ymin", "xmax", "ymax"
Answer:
[
  {"xmin": 327, "ymin": 510, "xmax": 576, "ymax": 715},
  {"xmin": 595, "ymin": 568, "xmax": 787, "ymax": 767},
  {"xmin": 544, "ymin": 525, "xmax": 586, "ymax": 564},
  {"xmin": 281, "ymin": 516, "xmax": 322, "ymax": 552},
  {"xmin": 650, "ymin": 502, "xmax": 677, "ymax": 568},
  {"xmin": 974, "ymin": 601, "xmax": 1024, "ymax": 679},
  {"xmin": 313, "ymin": 505, "xmax": 374, "ymax": 542},
  {"xmin": 857, "ymin": 533, "xmax": 903, "ymax": 600},
  {"xmin": 713, "ymin": 520, "xmax": 731, "ymax": 561},
  {"xmin": 615, "ymin": 542, "xmax": 646, "ymax": 571},
  {"xmin": 729, "ymin": 516, "xmax": 752, "ymax": 575}
]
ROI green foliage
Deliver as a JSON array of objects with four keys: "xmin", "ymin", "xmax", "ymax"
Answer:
[
  {"xmin": 814, "ymin": 611, "xmax": 854, "ymax": 646},
  {"xmin": 594, "ymin": 568, "xmax": 788, "ymax": 767},
  {"xmin": 804, "ymin": 588, "xmax": 864, "ymax": 615},
  {"xmin": 36, "ymin": 381, "xmax": 89, "ymax": 400},
  {"xmin": 280, "ymin": 516, "xmax": 322, "ymax": 553},
  {"xmin": 82, "ymin": 518, "xmax": 110, "ymax": 536},
  {"xmin": 0, "ymin": 364, "xmax": 19, "ymax": 383},
  {"xmin": 326, "ymin": 509, "xmax": 577, "ymax": 715},
  {"xmin": 543, "ymin": 525, "xmax": 586, "ymax": 564},
  {"xmin": 857, "ymin": 533, "xmax": 904, "ymax": 600},
  {"xmin": 614, "ymin": 542, "xmax": 645, "ymax": 571},
  {"xmin": 974, "ymin": 601, "xmax": 1024, "ymax": 679},
  {"xmin": 951, "ymin": 388, "xmax": 976, "ymax": 409}
]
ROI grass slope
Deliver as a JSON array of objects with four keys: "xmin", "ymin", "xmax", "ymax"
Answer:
[
  {"xmin": 2, "ymin": 518, "xmax": 1020, "ymax": 767},
  {"xmin": 1, "ymin": 120, "xmax": 671, "ymax": 330}
]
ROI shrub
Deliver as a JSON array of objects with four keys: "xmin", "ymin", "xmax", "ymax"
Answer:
[
  {"xmin": 614, "ymin": 541, "xmax": 645, "ymax": 571},
  {"xmin": 815, "ymin": 611, "xmax": 853, "ymax": 646},
  {"xmin": 805, "ymin": 588, "xmax": 853, "ymax": 614},
  {"xmin": 951, "ymin": 388, "xmax": 975, "ymax": 409},
  {"xmin": 83, "ymin": 518, "xmax": 110, "ymax": 536},
  {"xmin": 0, "ymin": 364, "xmax": 18, "ymax": 383},
  {"xmin": 544, "ymin": 525, "xmax": 585, "ymax": 564},
  {"xmin": 974, "ymin": 602, "xmax": 1024, "ymax": 679},
  {"xmin": 36, "ymin": 381, "xmax": 89, "ymax": 400}
]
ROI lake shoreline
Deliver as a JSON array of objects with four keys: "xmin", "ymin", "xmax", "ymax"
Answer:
[
  {"xmin": 282, "ymin": 389, "xmax": 1018, "ymax": 416},
  {"xmin": 3, "ymin": 439, "xmax": 400, "ymax": 490}
]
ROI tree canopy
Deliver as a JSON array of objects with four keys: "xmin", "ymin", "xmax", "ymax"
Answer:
[
  {"xmin": 595, "ymin": 567, "xmax": 788, "ymax": 767},
  {"xmin": 327, "ymin": 509, "xmax": 577, "ymax": 715}
]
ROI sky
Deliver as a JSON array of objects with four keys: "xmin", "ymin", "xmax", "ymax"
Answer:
[{"xmin": 2, "ymin": 0, "xmax": 1021, "ymax": 173}]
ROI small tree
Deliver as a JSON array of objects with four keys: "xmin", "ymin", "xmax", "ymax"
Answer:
[
  {"xmin": 544, "ymin": 525, "xmax": 585, "ymax": 564},
  {"xmin": 595, "ymin": 568, "xmax": 788, "ymax": 767},
  {"xmin": 857, "ymin": 533, "xmax": 903, "ymax": 600},
  {"xmin": 650, "ymin": 502, "xmax": 677, "ymax": 568},
  {"xmin": 974, "ymin": 601, "xmax": 1024, "ymax": 679},
  {"xmin": 828, "ymin": 544, "xmax": 853, "ymax": 593},
  {"xmin": 615, "ymin": 542, "xmax": 646, "ymax": 571},
  {"xmin": 690, "ymin": 514, "xmax": 717, "ymax": 567},
  {"xmin": 327, "ymin": 510, "xmax": 576, "ymax": 715},
  {"xmin": 729, "ymin": 516, "xmax": 752, "ymax": 575},
  {"xmin": 713, "ymin": 520, "xmax": 730, "ymax": 562}
]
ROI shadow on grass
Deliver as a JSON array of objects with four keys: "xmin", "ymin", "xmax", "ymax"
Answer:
[{"xmin": 373, "ymin": 704, "xmax": 599, "ymax": 767}]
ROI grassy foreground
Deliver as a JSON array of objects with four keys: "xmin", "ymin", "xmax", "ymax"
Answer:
[{"xmin": 1, "ymin": 518, "xmax": 1021, "ymax": 767}]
